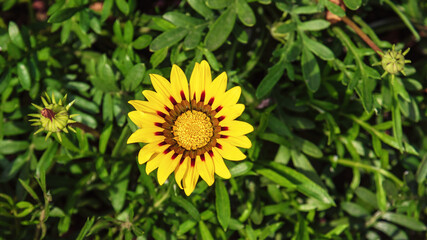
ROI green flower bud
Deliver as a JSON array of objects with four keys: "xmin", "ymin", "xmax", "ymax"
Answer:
[
  {"xmin": 374, "ymin": 44, "xmax": 411, "ymax": 78},
  {"xmin": 28, "ymin": 92, "xmax": 78, "ymax": 142}
]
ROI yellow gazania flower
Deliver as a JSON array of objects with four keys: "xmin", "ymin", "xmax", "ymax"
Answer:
[{"xmin": 127, "ymin": 60, "xmax": 253, "ymax": 196}]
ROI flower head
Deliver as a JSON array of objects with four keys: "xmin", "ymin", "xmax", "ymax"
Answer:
[
  {"xmin": 127, "ymin": 60, "xmax": 253, "ymax": 195},
  {"xmin": 28, "ymin": 92, "xmax": 77, "ymax": 142}
]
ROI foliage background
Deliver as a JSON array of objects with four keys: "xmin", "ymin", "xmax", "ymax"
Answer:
[{"xmin": 0, "ymin": 0, "xmax": 426, "ymax": 239}]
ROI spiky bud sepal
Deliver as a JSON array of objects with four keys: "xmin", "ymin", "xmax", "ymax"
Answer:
[
  {"xmin": 28, "ymin": 92, "xmax": 78, "ymax": 142},
  {"xmin": 373, "ymin": 44, "xmax": 411, "ymax": 78}
]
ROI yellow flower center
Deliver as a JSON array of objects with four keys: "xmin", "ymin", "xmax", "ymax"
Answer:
[{"xmin": 173, "ymin": 110, "xmax": 213, "ymax": 150}]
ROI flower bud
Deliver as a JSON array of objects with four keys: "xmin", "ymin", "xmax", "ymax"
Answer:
[
  {"xmin": 375, "ymin": 44, "xmax": 411, "ymax": 77},
  {"xmin": 28, "ymin": 92, "xmax": 78, "ymax": 142}
]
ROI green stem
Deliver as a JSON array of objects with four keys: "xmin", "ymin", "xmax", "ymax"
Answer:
[
  {"xmin": 328, "ymin": 157, "xmax": 404, "ymax": 187},
  {"xmin": 383, "ymin": 0, "xmax": 420, "ymax": 41}
]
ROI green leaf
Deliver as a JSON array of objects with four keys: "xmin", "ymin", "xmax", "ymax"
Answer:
[
  {"xmin": 199, "ymin": 221, "xmax": 214, "ymax": 240},
  {"xmin": 17, "ymin": 62, "xmax": 31, "ymax": 90},
  {"xmin": 298, "ymin": 19, "xmax": 330, "ymax": 31},
  {"xmin": 99, "ymin": 122, "xmax": 113, "ymax": 154},
  {"xmin": 342, "ymin": 202, "xmax": 370, "ymax": 217},
  {"xmin": 133, "ymin": 35, "xmax": 152, "ymax": 50},
  {"xmin": 8, "ymin": 21, "xmax": 26, "ymax": 49},
  {"xmin": 94, "ymin": 61, "xmax": 119, "ymax": 92},
  {"xmin": 188, "ymin": 0, "xmax": 214, "ymax": 19},
  {"xmin": 18, "ymin": 179, "xmax": 40, "ymax": 202},
  {"xmin": 150, "ymin": 47, "xmax": 168, "ymax": 68},
  {"xmin": 0, "ymin": 140, "xmax": 29, "ymax": 155},
  {"xmin": 230, "ymin": 162, "xmax": 253, "ymax": 177},
  {"xmin": 382, "ymin": 212, "xmax": 427, "ymax": 231},
  {"xmin": 116, "ymin": 0, "xmax": 129, "ymax": 15},
  {"xmin": 374, "ymin": 172, "xmax": 387, "ymax": 211},
  {"xmin": 343, "ymin": 0, "xmax": 361, "ymax": 10},
  {"xmin": 325, "ymin": 0, "xmax": 346, "ymax": 17},
  {"xmin": 171, "ymin": 196, "xmax": 201, "ymax": 221},
  {"xmin": 204, "ymin": 6, "xmax": 236, "ymax": 51},
  {"xmin": 301, "ymin": 47, "xmax": 321, "ymax": 92},
  {"xmin": 236, "ymin": 0, "xmax": 256, "ymax": 27},
  {"xmin": 257, "ymin": 168, "xmax": 295, "ymax": 189},
  {"xmin": 76, "ymin": 217, "xmax": 95, "ymax": 240},
  {"xmin": 184, "ymin": 28, "xmax": 204, "ymax": 50},
  {"xmin": 296, "ymin": 216, "xmax": 309, "ymax": 240},
  {"xmin": 109, "ymin": 162, "xmax": 131, "ymax": 212},
  {"xmin": 215, "ymin": 180, "xmax": 230, "ymax": 230},
  {"xmin": 255, "ymin": 60, "xmax": 286, "ymax": 99},
  {"xmin": 101, "ymin": 0, "xmax": 113, "ymax": 22},
  {"xmin": 302, "ymin": 35, "xmax": 334, "ymax": 60},
  {"xmin": 150, "ymin": 28, "xmax": 188, "ymax": 51},
  {"xmin": 205, "ymin": 0, "xmax": 230, "ymax": 9},
  {"xmin": 2, "ymin": 0, "xmax": 17, "ymax": 11},
  {"xmin": 95, "ymin": 156, "xmax": 109, "ymax": 183},
  {"xmin": 163, "ymin": 12, "xmax": 204, "ymax": 28},
  {"xmin": 416, "ymin": 155, "xmax": 427, "ymax": 183},
  {"xmin": 48, "ymin": 6, "xmax": 85, "ymax": 23},
  {"xmin": 374, "ymin": 221, "xmax": 409, "ymax": 239},
  {"xmin": 123, "ymin": 20, "xmax": 134, "ymax": 43},
  {"xmin": 36, "ymin": 142, "xmax": 58, "ymax": 176},
  {"xmin": 177, "ymin": 220, "xmax": 197, "ymax": 235},
  {"xmin": 122, "ymin": 63, "xmax": 146, "ymax": 91}
]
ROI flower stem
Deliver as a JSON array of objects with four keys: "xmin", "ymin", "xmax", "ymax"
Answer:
[{"xmin": 342, "ymin": 16, "xmax": 383, "ymax": 55}]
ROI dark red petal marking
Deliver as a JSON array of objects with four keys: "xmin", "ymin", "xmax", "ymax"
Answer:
[
  {"xmin": 218, "ymin": 116, "xmax": 225, "ymax": 122},
  {"xmin": 164, "ymin": 148, "xmax": 172, "ymax": 154},
  {"xmin": 172, "ymin": 153, "xmax": 179, "ymax": 160},
  {"xmin": 216, "ymin": 143, "xmax": 223, "ymax": 149},
  {"xmin": 221, "ymin": 126, "xmax": 229, "ymax": 131},
  {"xmin": 180, "ymin": 90, "xmax": 186, "ymax": 100},
  {"xmin": 157, "ymin": 111, "xmax": 166, "ymax": 118},
  {"xmin": 215, "ymin": 106, "xmax": 223, "ymax": 112},
  {"xmin": 200, "ymin": 91, "xmax": 205, "ymax": 102},
  {"xmin": 179, "ymin": 156, "xmax": 185, "ymax": 164},
  {"xmin": 154, "ymin": 122, "xmax": 163, "ymax": 127},
  {"xmin": 200, "ymin": 154, "xmax": 205, "ymax": 161},
  {"xmin": 220, "ymin": 135, "xmax": 228, "ymax": 138},
  {"xmin": 208, "ymin": 150, "xmax": 214, "ymax": 157},
  {"xmin": 208, "ymin": 97, "xmax": 214, "ymax": 106},
  {"xmin": 41, "ymin": 108, "xmax": 55, "ymax": 121},
  {"xmin": 191, "ymin": 158, "xmax": 196, "ymax": 167},
  {"xmin": 158, "ymin": 141, "xmax": 167, "ymax": 146},
  {"xmin": 169, "ymin": 96, "xmax": 178, "ymax": 105},
  {"xmin": 164, "ymin": 106, "xmax": 171, "ymax": 112},
  {"xmin": 193, "ymin": 92, "xmax": 196, "ymax": 99},
  {"xmin": 155, "ymin": 131, "xmax": 163, "ymax": 136}
]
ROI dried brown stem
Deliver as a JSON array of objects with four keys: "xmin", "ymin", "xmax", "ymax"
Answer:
[
  {"xmin": 342, "ymin": 16, "xmax": 383, "ymax": 55},
  {"xmin": 69, "ymin": 122, "xmax": 100, "ymax": 138}
]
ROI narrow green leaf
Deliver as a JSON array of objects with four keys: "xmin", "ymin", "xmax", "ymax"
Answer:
[
  {"xmin": 163, "ymin": 12, "xmax": 204, "ymax": 28},
  {"xmin": 342, "ymin": 202, "xmax": 370, "ymax": 217},
  {"xmin": 301, "ymin": 47, "xmax": 321, "ymax": 92},
  {"xmin": 296, "ymin": 216, "xmax": 309, "ymax": 240},
  {"xmin": 116, "ymin": 0, "xmax": 129, "ymax": 15},
  {"xmin": 205, "ymin": 0, "xmax": 230, "ymax": 9},
  {"xmin": 3, "ymin": 0, "xmax": 17, "ymax": 11},
  {"xmin": 204, "ymin": 6, "xmax": 236, "ymax": 51},
  {"xmin": 17, "ymin": 62, "xmax": 31, "ymax": 90},
  {"xmin": 76, "ymin": 217, "xmax": 95, "ymax": 240},
  {"xmin": 382, "ymin": 212, "xmax": 427, "ymax": 231},
  {"xmin": 215, "ymin": 180, "xmax": 230, "ymax": 230},
  {"xmin": 123, "ymin": 20, "xmax": 134, "ymax": 43},
  {"xmin": 48, "ymin": 6, "xmax": 85, "ymax": 23},
  {"xmin": 171, "ymin": 196, "xmax": 201, "ymax": 221},
  {"xmin": 416, "ymin": 155, "xmax": 427, "ymax": 183},
  {"xmin": 374, "ymin": 172, "xmax": 387, "ymax": 211},
  {"xmin": 8, "ymin": 21, "xmax": 26, "ymax": 49},
  {"xmin": 150, "ymin": 28, "xmax": 188, "ymax": 51},
  {"xmin": 255, "ymin": 60, "xmax": 286, "ymax": 99},
  {"xmin": 101, "ymin": 0, "xmax": 113, "ymax": 22},
  {"xmin": 325, "ymin": 0, "xmax": 346, "ymax": 17},
  {"xmin": 177, "ymin": 220, "xmax": 197, "ymax": 235},
  {"xmin": 150, "ymin": 47, "xmax": 168, "ymax": 68},
  {"xmin": 95, "ymin": 156, "xmax": 109, "ymax": 183},
  {"xmin": 18, "ymin": 179, "xmax": 40, "ymax": 202},
  {"xmin": 184, "ymin": 28, "xmax": 203, "ymax": 50},
  {"xmin": 302, "ymin": 35, "xmax": 334, "ymax": 60},
  {"xmin": 257, "ymin": 168, "xmax": 295, "ymax": 189},
  {"xmin": 99, "ymin": 122, "xmax": 113, "ymax": 154},
  {"xmin": 236, "ymin": 0, "xmax": 256, "ymax": 27},
  {"xmin": 199, "ymin": 221, "xmax": 214, "ymax": 240},
  {"xmin": 0, "ymin": 140, "xmax": 29, "ymax": 155},
  {"xmin": 109, "ymin": 162, "xmax": 131, "ymax": 212},
  {"xmin": 36, "ymin": 142, "xmax": 58, "ymax": 176},
  {"xmin": 298, "ymin": 19, "xmax": 330, "ymax": 31}
]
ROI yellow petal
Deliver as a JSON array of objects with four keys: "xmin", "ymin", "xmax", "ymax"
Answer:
[
  {"xmin": 175, "ymin": 157, "xmax": 190, "ymax": 189},
  {"xmin": 143, "ymin": 90, "xmax": 173, "ymax": 111},
  {"xmin": 157, "ymin": 152, "xmax": 181, "ymax": 185},
  {"xmin": 170, "ymin": 64, "xmax": 189, "ymax": 102},
  {"xmin": 189, "ymin": 61, "xmax": 212, "ymax": 102},
  {"xmin": 196, "ymin": 154, "xmax": 215, "ymax": 186},
  {"xmin": 138, "ymin": 141, "xmax": 169, "ymax": 164},
  {"xmin": 211, "ymin": 86, "xmax": 241, "ymax": 110},
  {"xmin": 220, "ymin": 120, "xmax": 254, "ymax": 137},
  {"xmin": 129, "ymin": 100, "xmax": 163, "ymax": 114},
  {"xmin": 127, "ymin": 128, "xmax": 164, "ymax": 144},
  {"xmin": 150, "ymin": 74, "xmax": 173, "ymax": 100},
  {"xmin": 216, "ymin": 139, "xmax": 247, "ymax": 161},
  {"xmin": 210, "ymin": 149, "xmax": 231, "ymax": 179},
  {"xmin": 206, "ymin": 72, "xmax": 227, "ymax": 106},
  {"xmin": 146, "ymin": 153, "xmax": 162, "ymax": 174},
  {"xmin": 128, "ymin": 111, "xmax": 144, "ymax": 128},
  {"xmin": 189, "ymin": 62, "xmax": 200, "ymax": 101},
  {"xmin": 183, "ymin": 161, "xmax": 199, "ymax": 196},
  {"xmin": 222, "ymin": 135, "xmax": 252, "ymax": 149},
  {"xmin": 215, "ymin": 104, "xmax": 245, "ymax": 123}
]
